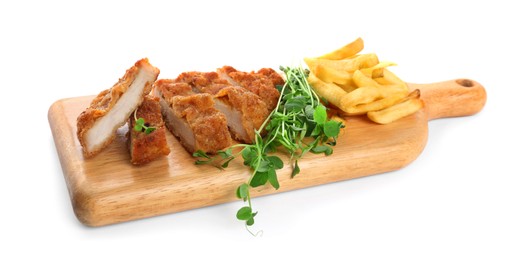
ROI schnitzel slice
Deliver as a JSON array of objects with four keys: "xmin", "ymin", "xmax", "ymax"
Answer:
[
  {"xmin": 77, "ymin": 58, "xmax": 160, "ymax": 157},
  {"xmin": 128, "ymin": 95, "xmax": 170, "ymax": 165},
  {"xmin": 154, "ymin": 80, "xmax": 232, "ymax": 153}
]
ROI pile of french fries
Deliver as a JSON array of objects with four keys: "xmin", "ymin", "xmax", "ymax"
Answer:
[{"xmin": 304, "ymin": 38, "xmax": 423, "ymax": 124}]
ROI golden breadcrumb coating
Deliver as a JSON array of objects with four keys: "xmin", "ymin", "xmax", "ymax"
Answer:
[{"xmin": 217, "ymin": 66, "xmax": 283, "ymax": 111}]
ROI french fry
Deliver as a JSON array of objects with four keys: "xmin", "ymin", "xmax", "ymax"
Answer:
[
  {"xmin": 379, "ymin": 68, "xmax": 402, "ymax": 85},
  {"xmin": 356, "ymin": 54, "xmax": 381, "ymax": 69},
  {"xmin": 339, "ymin": 86, "xmax": 381, "ymax": 109},
  {"xmin": 351, "ymin": 70, "xmax": 380, "ymax": 88},
  {"xmin": 367, "ymin": 97, "xmax": 424, "ymax": 124},
  {"xmin": 406, "ymin": 89, "xmax": 421, "ymax": 100},
  {"xmin": 340, "ymin": 91, "xmax": 408, "ymax": 116},
  {"xmin": 381, "ymin": 85, "xmax": 409, "ymax": 98},
  {"xmin": 336, "ymin": 83, "xmax": 357, "ymax": 93},
  {"xmin": 304, "ymin": 53, "xmax": 379, "ymax": 73},
  {"xmin": 352, "ymin": 70, "xmax": 407, "ymax": 98},
  {"xmin": 374, "ymin": 76, "xmax": 392, "ymax": 85},
  {"xmin": 379, "ymin": 68, "xmax": 408, "ymax": 92},
  {"xmin": 314, "ymin": 64, "xmax": 354, "ymax": 86},
  {"xmin": 307, "ymin": 74, "xmax": 347, "ymax": 107},
  {"xmin": 317, "ymin": 37, "xmax": 364, "ymax": 60},
  {"xmin": 360, "ymin": 61, "xmax": 397, "ymax": 78}
]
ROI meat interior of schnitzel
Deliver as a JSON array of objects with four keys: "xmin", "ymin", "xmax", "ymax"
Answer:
[
  {"xmin": 77, "ymin": 58, "xmax": 160, "ymax": 157},
  {"xmin": 154, "ymin": 81, "xmax": 232, "ymax": 153},
  {"xmin": 128, "ymin": 95, "xmax": 170, "ymax": 165}
]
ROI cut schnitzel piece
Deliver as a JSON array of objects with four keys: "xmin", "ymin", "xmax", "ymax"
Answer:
[
  {"xmin": 214, "ymin": 87, "xmax": 269, "ymax": 143},
  {"xmin": 128, "ymin": 95, "xmax": 170, "ymax": 165},
  {"xmin": 154, "ymin": 80, "xmax": 232, "ymax": 153},
  {"xmin": 77, "ymin": 58, "xmax": 160, "ymax": 158},
  {"xmin": 217, "ymin": 66, "xmax": 283, "ymax": 111},
  {"xmin": 175, "ymin": 71, "xmax": 269, "ymax": 143}
]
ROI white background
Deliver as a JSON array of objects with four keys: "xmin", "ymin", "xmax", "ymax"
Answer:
[{"xmin": 1, "ymin": 0, "xmax": 529, "ymax": 259}]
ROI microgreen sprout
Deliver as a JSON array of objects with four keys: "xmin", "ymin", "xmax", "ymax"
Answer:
[
  {"xmin": 194, "ymin": 66, "xmax": 344, "ymax": 233},
  {"xmin": 133, "ymin": 108, "xmax": 156, "ymax": 134}
]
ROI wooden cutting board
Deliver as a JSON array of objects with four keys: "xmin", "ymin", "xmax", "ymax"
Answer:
[{"xmin": 48, "ymin": 79, "xmax": 486, "ymax": 226}]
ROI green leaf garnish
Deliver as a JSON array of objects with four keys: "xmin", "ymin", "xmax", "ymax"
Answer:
[
  {"xmin": 324, "ymin": 120, "xmax": 341, "ymax": 138},
  {"xmin": 267, "ymin": 168, "xmax": 279, "ymax": 190},
  {"xmin": 236, "ymin": 206, "xmax": 252, "ymax": 220},
  {"xmin": 292, "ymin": 160, "xmax": 301, "ymax": 178},
  {"xmin": 266, "ymin": 155, "xmax": 284, "ymax": 170},
  {"xmin": 313, "ymin": 105, "xmax": 327, "ymax": 125},
  {"xmin": 311, "ymin": 145, "xmax": 333, "ymax": 155},
  {"xmin": 193, "ymin": 66, "xmax": 344, "ymax": 232},
  {"xmin": 133, "ymin": 108, "xmax": 157, "ymax": 135},
  {"xmin": 144, "ymin": 127, "xmax": 156, "ymax": 134},
  {"xmin": 192, "ymin": 150, "xmax": 210, "ymax": 159},
  {"xmin": 249, "ymin": 171, "xmax": 268, "ymax": 187},
  {"xmin": 246, "ymin": 217, "xmax": 255, "ymax": 226},
  {"xmin": 236, "ymin": 183, "xmax": 249, "ymax": 201}
]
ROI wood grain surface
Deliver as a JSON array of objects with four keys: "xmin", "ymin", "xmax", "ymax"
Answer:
[{"xmin": 48, "ymin": 79, "xmax": 486, "ymax": 226}]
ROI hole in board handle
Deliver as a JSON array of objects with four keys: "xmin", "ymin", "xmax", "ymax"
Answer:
[{"xmin": 456, "ymin": 79, "xmax": 474, "ymax": 87}]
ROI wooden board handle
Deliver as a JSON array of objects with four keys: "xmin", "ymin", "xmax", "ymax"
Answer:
[{"xmin": 408, "ymin": 79, "xmax": 487, "ymax": 120}]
